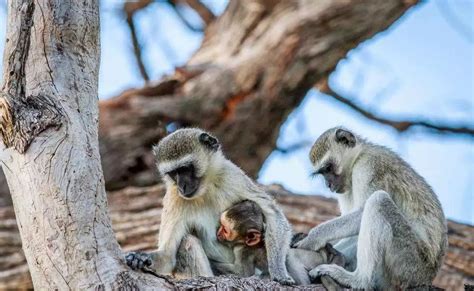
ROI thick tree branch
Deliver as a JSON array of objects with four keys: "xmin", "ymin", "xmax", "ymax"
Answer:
[
  {"xmin": 0, "ymin": 184, "xmax": 471, "ymax": 289},
  {"xmin": 317, "ymin": 79, "xmax": 474, "ymax": 137},
  {"xmin": 0, "ymin": 0, "xmax": 422, "ymax": 205}
]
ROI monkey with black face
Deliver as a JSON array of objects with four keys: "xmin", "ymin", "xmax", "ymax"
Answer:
[
  {"xmin": 295, "ymin": 127, "xmax": 447, "ymax": 289},
  {"xmin": 126, "ymin": 128, "xmax": 295, "ymax": 284},
  {"xmin": 217, "ymin": 200, "xmax": 345, "ymax": 287}
]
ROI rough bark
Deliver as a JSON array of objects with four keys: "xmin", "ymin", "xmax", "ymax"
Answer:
[
  {"xmin": 0, "ymin": 184, "xmax": 471, "ymax": 289},
  {"xmin": 0, "ymin": 0, "xmax": 167, "ymax": 289},
  {"xmin": 0, "ymin": 0, "xmax": 420, "ymax": 206}
]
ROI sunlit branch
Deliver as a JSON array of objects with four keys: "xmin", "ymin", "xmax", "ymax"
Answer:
[{"xmin": 316, "ymin": 79, "xmax": 474, "ymax": 137}]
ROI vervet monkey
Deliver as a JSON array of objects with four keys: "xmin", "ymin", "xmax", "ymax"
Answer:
[
  {"xmin": 126, "ymin": 128, "xmax": 295, "ymax": 284},
  {"xmin": 217, "ymin": 200, "xmax": 345, "ymax": 288},
  {"xmin": 295, "ymin": 127, "xmax": 447, "ymax": 289}
]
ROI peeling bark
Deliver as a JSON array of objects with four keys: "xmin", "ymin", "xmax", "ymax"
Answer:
[
  {"xmin": 0, "ymin": 92, "xmax": 63, "ymax": 153},
  {"xmin": 0, "ymin": 1, "xmax": 63, "ymax": 154}
]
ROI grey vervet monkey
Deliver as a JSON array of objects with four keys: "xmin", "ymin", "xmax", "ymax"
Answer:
[
  {"xmin": 217, "ymin": 200, "xmax": 345, "ymax": 288},
  {"xmin": 295, "ymin": 127, "xmax": 447, "ymax": 290},
  {"xmin": 126, "ymin": 128, "xmax": 295, "ymax": 285}
]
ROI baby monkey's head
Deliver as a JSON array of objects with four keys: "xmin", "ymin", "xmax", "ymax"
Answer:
[{"xmin": 217, "ymin": 200, "xmax": 265, "ymax": 247}]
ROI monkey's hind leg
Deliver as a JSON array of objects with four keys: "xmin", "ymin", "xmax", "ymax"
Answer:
[
  {"xmin": 174, "ymin": 234, "xmax": 214, "ymax": 278},
  {"xmin": 310, "ymin": 191, "xmax": 423, "ymax": 289}
]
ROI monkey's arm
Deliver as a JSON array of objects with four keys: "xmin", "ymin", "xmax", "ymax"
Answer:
[
  {"xmin": 234, "ymin": 246, "xmax": 257, "ymax": 277},
  {"xmin": 211, "ymin": 247, "xmax": 256, "ymax": 276},
  {"xmin": 295, "ymin": 208, "xmax": 362, "ymax": 251},
  {"xmin": 152, "ymin": 220, "xmax": 187, "ymax": 274},
  {"xmin": 249, "ymin": 195, "xmax": 295, "ymax": 285}
]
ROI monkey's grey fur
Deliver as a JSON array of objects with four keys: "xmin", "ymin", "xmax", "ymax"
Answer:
[
  {"xmin": 221, "ymin": 200, "xmax": 345, "ymax": 286},
  {"xmin": 295, "ymin": 127, "xmax": 447, "ymax": 290},
  {"xmin": 231, "ymin": 243, "xmax": 345, "ymax": 287},
  {"xmin": 126, "ymin": 128, "xmax": 295, "ymax": 284}
]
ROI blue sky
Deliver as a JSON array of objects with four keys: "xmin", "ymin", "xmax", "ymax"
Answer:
[{"xmin": 0, "ymin": 1, "xmax": 472, "ymax": 223}]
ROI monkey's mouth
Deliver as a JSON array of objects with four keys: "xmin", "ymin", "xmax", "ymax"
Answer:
[
  {"xmin": 326, "ymin": 181, "xmax": 338, "ymax": 192},
  {"xmin": 168, "ymin": 164, "xmax": 201, "ymax": 198},
  {"xmin": 326, "ymin": 176, "xmax": 344, "ymax": 193},
  {"xmin": 177, "ymin": 181, "xmax": 201, "ymax": 198}
]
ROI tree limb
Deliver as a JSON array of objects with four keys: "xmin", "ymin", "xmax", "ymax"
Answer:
[
  {"xmin": 317, "ymin": 79, "xmax": 474, "ymax": 137},
  {"xmin": 124, "ymin": 1, "xmax": 152, "ymax": 82},
  {"xmin": 0, "ymin": 0, "xmax": 421, "ymax": 204},
  {"xmin": 180, "ymin": 0, "xmax": 215, "ymax": 26},
  {"xmin": 166, "ymin": 0, "xmax": 203, "ymax": 32},
  {"xmin": 0, "ymin": 184, "xmax": 471, "ymax": 289}
]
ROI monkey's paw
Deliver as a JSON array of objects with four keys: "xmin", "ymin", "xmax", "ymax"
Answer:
[
  {"xmin": 309, "ymin": 264, "xmax": 336, "ymax": 281},
  {"xmin": 294, "ymin": 237, "xmax": 325, "ymax": 251},
  {"xmin": 125, "ymin": 252, "xmax": 153, "ymax": 271},
  {"xmin": 272, "ymin": 275, "xmax": 296, "ymax": 286}
]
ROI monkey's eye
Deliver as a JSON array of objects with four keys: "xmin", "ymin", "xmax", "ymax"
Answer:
[
  {"xmin": 166, "ymin": 164, "xmax": 195, "ymax": 181},
  {"xmin": 318, "ymin": 163, "xmax": 333, "ymax": 174}
]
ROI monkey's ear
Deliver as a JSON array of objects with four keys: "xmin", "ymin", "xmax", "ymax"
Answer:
[
  {"xmin": 199, "ymin": 133, "xmax": 220, "ymax": 151},
  {"xmin": 245, "ymin": 229, "xmax": 262, "ymax": 246},
  {"xmin": 335, "ymin": 129, "xmax": 356, "ymax": 147}
]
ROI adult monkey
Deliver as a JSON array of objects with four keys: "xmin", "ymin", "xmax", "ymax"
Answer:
[
  {"xmin": 295, "ymin": 127, "xmax": 447, "ymax": 289},
  {"xmin": 126, "ymin": 128, "xmax": 295, "ymax": 284}
]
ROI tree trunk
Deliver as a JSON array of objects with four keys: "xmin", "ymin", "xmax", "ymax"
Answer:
[
  {"xmin": 0, "ymin": 185, "xmax": 472, "ymax": 289},
  {"xmin": 0, "ymin": 0, "xmax": 166, "ymax": 289},
  {"xmin": 0, "ymin": 0, "xmax": 420, "ymax": 206}
]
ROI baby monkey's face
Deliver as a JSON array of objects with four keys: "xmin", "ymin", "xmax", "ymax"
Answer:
[
  {"xmin": 216, "ymin": 210, "xmax": 262, "ymax": 247},
  {"xmin": 217, "ymin": 211, "xmax": 239, "ymax": 242}
]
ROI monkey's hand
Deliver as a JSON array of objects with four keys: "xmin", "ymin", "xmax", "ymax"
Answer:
[
  {"xmin": 293, "ymin": 232, "xmax": 326, "ymax": 251},
  {"xmin": 290, "ymin": 232, "xmax": 307, "ymax": 248},
  {"xmin": 272, "ymin": 274, "xmax": 296, "ymax": 286},
  {"xmin": 309, "ymin": 264, "xmax": 336, "ymax": 281},
  {"xmin": 125, "ymin": 252, "xmax": 153, "ymax": 271}
]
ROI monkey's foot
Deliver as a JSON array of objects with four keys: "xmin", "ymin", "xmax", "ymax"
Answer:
[
  {"xmin": 272, "ymin": 275, "xmax": 296, "ymax": 286},
  {"xmin": 309, "ymin": 264, "xmax": 337, "ymax": 281},
  {"xmin": 125, "ymin": 251, "xmax": 153, "ymax": 271},
  {"xmin": 309, "ymin": 264, "xmax": 351, "ymax": 289},
  {"xmin": 294, "ymin": 237, "xmax": 325, "ymax": 251}
]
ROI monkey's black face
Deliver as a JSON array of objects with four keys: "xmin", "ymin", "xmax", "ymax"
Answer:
[
  {"xmin": 167, "ymin": 164, "xmax": 201, "ymax": 198},
  {"xmin": 317, "ymin": 161, "xmax": 345, "ymax": 193}
]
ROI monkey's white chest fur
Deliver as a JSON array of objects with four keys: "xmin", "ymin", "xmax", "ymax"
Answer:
[{"xmin": 162, "ymin": 188, "xmax": 239, "ymax": 264}]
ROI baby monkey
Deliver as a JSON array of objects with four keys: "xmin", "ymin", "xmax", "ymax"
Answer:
[{"xmin": 217, "ymin": 200, "xmax": 345, "ymax": 287}]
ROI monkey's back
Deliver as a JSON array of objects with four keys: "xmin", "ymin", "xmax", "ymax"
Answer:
[{"xmin": 359, "ymin": 144, "xmax": 447, "ymax": 268}]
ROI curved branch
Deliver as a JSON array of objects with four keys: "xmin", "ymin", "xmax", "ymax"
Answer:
[
  {"xmin": 317, "ymin": 79, "xmax": 474, "ymax": 137},
  {"xmin": 124, "ymin": 1, "xmax": 152, "ymax": 82},
  {"xmin": 181, "ymin": 0, "xmax": 216, "ymax": 26}
]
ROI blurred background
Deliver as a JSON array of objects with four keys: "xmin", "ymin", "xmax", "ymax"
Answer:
[
  {"xmin": 0, "ymin": 1, "xmax": 473, "ymax": 289},
  {"xmin": 0, "ymin": 0, "xmax": 472, "ymax": 225}
]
